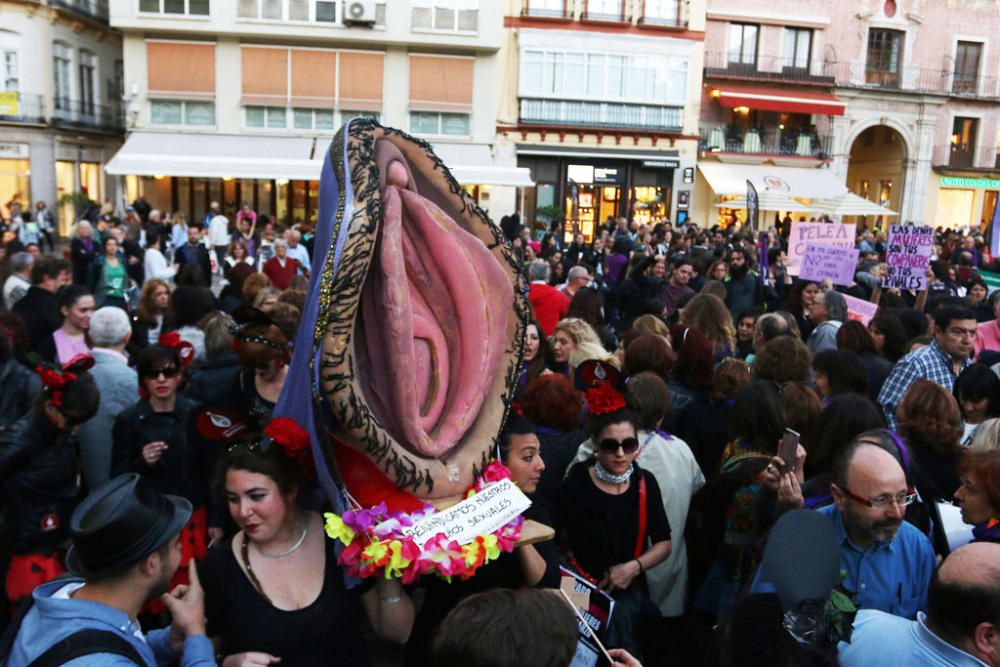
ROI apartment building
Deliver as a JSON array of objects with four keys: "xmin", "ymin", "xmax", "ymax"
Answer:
[
  {"xmin": 1, "ymin": 0, "xmax": 124, "ymax": 232},
  {"xmin": 105, "ymin": 0, "xmax": 531, "ymax": 223},
  {"xmin": 695, "ymin": 0, "xmax": 1000, "ymax": 230},
  {"xmin": 499, "ymin": 0, "xmax": 705, "ymax": 240}
]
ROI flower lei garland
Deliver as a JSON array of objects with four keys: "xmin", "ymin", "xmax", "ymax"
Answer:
[{"xmin": 324, "ymin": 461, "xmax": 524, "ymax": 583}]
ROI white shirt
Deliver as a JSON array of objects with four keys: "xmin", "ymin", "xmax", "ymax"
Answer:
[
  {"xmin": 3, "ymin": 273, "xmax": 30, "ymax": 310},
  {"xmin": 144, "ymin": 248, "xmax": 176, "ymax": 283},
  {"xmin": 287, "ymin": 243, "xmax": 310, "ymax": 270},
  {"xmin": 208, "ymin": 215, "xmax": 230, "ymax": 246}
]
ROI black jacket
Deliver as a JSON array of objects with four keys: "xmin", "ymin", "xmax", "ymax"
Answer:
[
  {"xmin": 12, "ymin": 287, "xmax": 61, "ymax": 359},
  {"xmin": 184, "ymin": 353, "xmax": 241, "ymax": 407},
  {"xmin": 0, "ymin": 414, "xmax": 81, "ymax": 552},
  {"xmin": 110, "ymin": 396, "xmax": 207, "ymax": 507},
  {"xmin": 0, "ymin": 361, "xmax": 41, "ymax": 429}
]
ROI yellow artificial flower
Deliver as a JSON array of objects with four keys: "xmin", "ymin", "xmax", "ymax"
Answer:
[{"xmin": 324, "ymin": 512, "xmax": 356, "ymax": 545}]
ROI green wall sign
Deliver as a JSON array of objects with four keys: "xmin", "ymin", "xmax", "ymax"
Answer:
[{"xmin": 941, "ymin": 176, "xmax": 1000, "ymax": 189}]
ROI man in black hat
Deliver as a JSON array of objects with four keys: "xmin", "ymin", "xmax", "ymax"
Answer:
[{"xmin": 5, "ymin": 473, "xmax": 214, "ymax": 666}]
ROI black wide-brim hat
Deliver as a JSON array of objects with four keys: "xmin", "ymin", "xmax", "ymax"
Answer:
[{"xmin": 66, "ymin": 473, "xmax": 192, "ymax": 578}]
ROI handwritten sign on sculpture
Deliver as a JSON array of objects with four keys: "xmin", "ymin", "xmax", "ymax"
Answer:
[
  {"xmin": 843, "ymin": 294, "xmax": 879, "ymax": 327},
  {"xmin": 799, "ymin": 243, "xmax": 859, "ymax": 286},
  {"xmin": 883, "ymin": 224, "xmax": 934, "ymax": 291},
  {"xmin": 788, "ymin": 222, "xmax": 856, "ymax": 276},
  {"xmin": 397, "ymin": 478, "xmax": 531, "ymax": 550}
]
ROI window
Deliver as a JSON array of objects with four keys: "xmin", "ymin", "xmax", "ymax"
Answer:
[
  {"xmin": 79, "ymin": 50, "xmax": 96, "ymax": 115},
  {"xmin": 245, "ymin": 105, "xmax": 287, "ymax": 128},
  {"xmin": 2, "ymin": 50, "xmax": 17, "ymax": 91},
  {"xmin": 954, "ymin": 41, "xmax": 982, "ymax": 93},
  {"xmin": 951, "ymin": 116, "xmax": 978, "ymax": 168},
  {"xmin": 53, "ymin": 43, "xmax": 71, "ymax": 111},
  {"xmin": 866, "ymin": 29, "xmax": 903, "ymax": 87},
  {"xmin": 139, "ymin": 0, "xmax": 209, "ymax": 15},
  {"xmin": 783, "ymin": 28, "xmax": 811, "ymax": 70},
  {"xmin": 409, "ymin": 111, "xmax": 469, "ymax": 136},
  {"xmin": 642, "ymin": 0, "xmax": 679, "ymax": 25},
  {"xmin": 151, "ymin": 100, "xmax": 215, "ymax": 125},
  {"xmin": 238, "ymin": 0, "xmax": 336, "ymax": 21},
  {"xmin": 584, "ymin": 0, "xmax": 622, "ymax": 21},
  {"xmin": 521, "ymin": 49, "xmax": 688, "ymax": 104},
  {"xmin": 523, "ymin": 0, "xmax": 565, "ymax": 18},
  {"xmin": 293, "ymin": 107, "xmax": 334, "ymax": 129},
  {"xmin": 411, "ymin": 0, "xmax": 477, "ymax": 32},
  {"xmin": 727, "ymin": 23, "xmax": 758, "ymax": 68}
]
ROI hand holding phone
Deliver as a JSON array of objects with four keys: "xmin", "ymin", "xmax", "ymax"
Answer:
[{"xmin": 778, "ymin": 428, "xmax": 800, "ymax": 474}]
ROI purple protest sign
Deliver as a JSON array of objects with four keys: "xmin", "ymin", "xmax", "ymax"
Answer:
[
  {"xmin": 843, "ymin": 294, "xmax": 878, "ymax": 326},
  {"xmin": 799, "ymin": 243, "xmax": 859, "ymax": 286},
  {"xmin": 883, "ymin": 224, "xmax": 934, "ymax": 291}
]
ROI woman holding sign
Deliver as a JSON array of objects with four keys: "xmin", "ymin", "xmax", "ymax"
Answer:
[{"xmin": 198, "ymin": 420, "xmax": 414, "ymax": 666}]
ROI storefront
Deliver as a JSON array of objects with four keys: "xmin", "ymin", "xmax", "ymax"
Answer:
[
  {"xmin": 0, "ymin": 142, "xmax": 31, "ymax": 218},
  {"xmin": 517, "ymin": 146, "xmax": 682, "ymax": 242},
  {"xmin": 928, "ymin": 175, "xmax": 1000, "ymax": 231}
]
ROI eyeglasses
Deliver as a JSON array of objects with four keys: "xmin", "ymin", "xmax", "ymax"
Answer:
[
  {"xmin": 598, "ymin": 437, "xmax": 640, "ymax": 455},
  {"xmin": 839, "ymin": 486, "xmax": 916, "ymax": 510},
  {"xmin": 144, "ymin": 366, "xmax": 180, "ymax": 380}
]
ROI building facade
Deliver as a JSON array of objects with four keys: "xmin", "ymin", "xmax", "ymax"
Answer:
[
  {"xmin": 499, "ymin": 0, "xmax": 705, "ymax": 241},
  {"xmin": 695, "ymin": 0, "xmax": 1000, "ymax": 231},
  {"xmin": 106, "ymin": 0, "xmax": 530, "ymax": 224},
  {"xmin": 1, "ymin": 0, "xmax": 124, "ymax": 233}
]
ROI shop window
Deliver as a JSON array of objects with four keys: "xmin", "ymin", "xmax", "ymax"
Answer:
[
  {"xmin": 727, "ymin": 23, "xmax": 758, "ymax": 69},
  {"xmin": 140, "ymin": 0, "xmax": 209, "ymax": 14},
  {"xmin": 953, "ymin": 41, "xmax": 983, "ymax": 94},
  {"xmin": 866, "ymin": 29, "xmax": 903, "ymax": 87},
  {"xmin": 151, "ymin": 100, "xmax": 215, "ymax": 126},
  {"xmin": 411, "ymin": 0, "xmax": 477, "ymax": 32},
  {"xmin": 783, "ymin": 28, "xmax": 811, "ymax": 71}
]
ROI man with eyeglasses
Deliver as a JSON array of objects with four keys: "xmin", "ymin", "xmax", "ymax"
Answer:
[
  {"xmin": 819, "ymin": 437, "xmax": 936, "ymax": 620},
  {"xmin": 877, "ymin": 305, "xmax": 976, "ymax": 430}
]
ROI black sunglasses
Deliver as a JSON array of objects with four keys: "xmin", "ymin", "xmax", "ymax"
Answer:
[
  {"xmin": 598, "ymin": 437, "xmax": 640, "ymax": 455},
  {"xmin": 143, "ymin": 366, "xmax": 180, "ymax": 380}
]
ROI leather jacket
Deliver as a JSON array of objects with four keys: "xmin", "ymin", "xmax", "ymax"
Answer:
[
  {"xmin": 0, "ymin": 414, "xmax": 81, "ymax": 553},
  {"xmin": 0, "ymin": 362, "xmax": 41, "ymax": 429}
]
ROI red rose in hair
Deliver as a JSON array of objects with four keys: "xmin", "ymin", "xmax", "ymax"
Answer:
[
  {"xmin": 586, "ymin": 385, "xmax": 626, "ymax": 416},
  {"xmin": 159, "ymin": 331, "xmax": 181, "ymax": 348},
  {"xmin": 36, "ymin": 367, "xmax": 69, "ymax": 391},
  {"xmin": 264, "ymin": 417, "xmax": 310, "ymax": 456},
  {"xmin": 159, "ymin": 331, "xmax": 195, "ymax": 366}
]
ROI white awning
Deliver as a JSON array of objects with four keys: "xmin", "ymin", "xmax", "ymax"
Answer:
[
  {"xmin": 714, "ymin": 193, "xmax": 814, "ymax": 212},
  {"xmin": 105, "ymin": 131, "xmax": 534, "ymax": 187},
  {"xmin": 698, "ymin": 162, "xmax": 848, "ymax": 199},
  {"xmin": 811, "ymin": 192, "xmax": 898, "ymax": 216}
]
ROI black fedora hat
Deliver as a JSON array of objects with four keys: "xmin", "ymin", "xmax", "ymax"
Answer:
[{"xmin": 66, "ymin": 473, "xmax": 192, "ymax": 577}]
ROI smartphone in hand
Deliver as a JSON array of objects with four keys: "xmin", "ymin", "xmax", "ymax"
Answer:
[{"xmin": 778, "ymin": 428, "xmax": 800, "ymax": 474}]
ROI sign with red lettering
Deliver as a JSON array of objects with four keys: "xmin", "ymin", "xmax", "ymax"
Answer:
[
  {"xmin": 883, "ymin": 224, "xmax": 934, "ymax": 291},
  {"xmin": 787, "ymin": 222, "xmax": 856, "ymax": 276}
]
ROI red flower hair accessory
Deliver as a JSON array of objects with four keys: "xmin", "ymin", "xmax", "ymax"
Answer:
[
  {"xmin": 34, "ymin": 354, "xmax": 94, "ymax": 408},
  {"xmin": 159, "ymin": 331, "xmax": 195, "ymax": 366},
  {"xmin": 585, "ymin": 384, "xmax": 626, "ymax": 416},
  {"xmin": 263, "ymin": 417, "xmax": 314, "ymax": 479}
]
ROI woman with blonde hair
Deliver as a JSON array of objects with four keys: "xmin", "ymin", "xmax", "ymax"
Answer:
[
  {"xmin": 679, "ymin": 293, "xmax": 736, "ymax": 360},
  {"xmin": 971, "ymin": 418, "xmax": 1000, "ymax": 453},
  {"xmin": 253, "ymin": 286, "xmax": 281, "ymax": 312},
  {"xmin": 568, "ymin": 341, "xmax": 620, "ymax": 371},
  {"xmin": 632, "ymin": 314, "xmax": 671, "ymax": 342},
  {"xmin": 551, "ymin": 317, "xmax": 601, "ymax": 373}
]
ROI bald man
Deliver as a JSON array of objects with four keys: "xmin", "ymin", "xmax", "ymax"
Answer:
[
  {"xmin": 819, "ymin": 438, "xmax": 936, "ymax": 620},
  {"xmin": 840, "ymin": 542, "xmax": 1000, "ymax": 666}
]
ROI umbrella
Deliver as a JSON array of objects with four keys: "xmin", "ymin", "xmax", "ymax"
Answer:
[
  {"xmin": 715, "ymin": 192, "xmax": 813, "ymax": 212},
  {"xmin": 811, "ymin": 192, "xmax": 897, "ymax": 217}
]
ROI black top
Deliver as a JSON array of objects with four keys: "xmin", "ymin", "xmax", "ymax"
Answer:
[
  {"xmin": 12, "ymin": 287, "xmax": 61, "ymax": 359},
  {"xmin": 404, "ymin": 502, "xmax": 562, "ymax": 667},
  {"xmin": 679, "ymin": 400, "xmax": 733, "ymax": 481},
  {"xmin": 198, "ymin": 536, "xmax": 370, "ymax": 667},
  {"xmin": 859, "ymin": 350, "xmax": 893, "ymax": 402},
  {"xmin": 909, "ymin": 440, "xmax": 962, "ymax": 502},
  {"xmin": 555, "ymin": 461, "xmax": 671, "ymax": 581}
]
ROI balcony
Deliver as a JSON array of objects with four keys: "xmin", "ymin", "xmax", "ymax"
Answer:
[
  {"xmin": 704, "ymin": 52, "xmax": 835, "ymax": 86},
  {"xmin": 49, "ymin": 0, "xmax": 109, "ymax": 22},
  {"xmin": 53, "ymin": 99, "xmax": 124, "ymax": 133},
  {"xmin": 932, "ymin": 143, "xmax": 987, "ymax": 170},
  {"xmin": 0, "ymin": 93, "xmax": 47, "ymax": 125},
  {"xmin": 699, "ymin": 125, "xmax": 832, "ymax": 159},
  {"xmin": 520, "ymin": 98, "xmax": 684, "ymax": 132},
  {"xmin": 522, "ymin": 1, "xmax": 570, "ymax": 18}
]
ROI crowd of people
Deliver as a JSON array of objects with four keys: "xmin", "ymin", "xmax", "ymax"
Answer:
[{"xmin": 0, "ymin": 195, "xmax": 999, "ymax": 667}]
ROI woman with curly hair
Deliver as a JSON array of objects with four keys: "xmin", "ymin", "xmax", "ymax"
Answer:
[
  {"xmin": 897, "ymin": 379, "xmax": 963, "ymax": 502},
  {"xmin": 519, "ymin": 373, "xmax": 585, "ymax": 507},
  {"xmin": 679, "ymin": 293, "xmax": 736, "ymax": 361},
  {"xmin": 751, "ymin": 335, "xmax": 812, "ymax": 385},
  {"xmin": 132, "ymin": 278, "xmax": 173, "ymax": 348}
]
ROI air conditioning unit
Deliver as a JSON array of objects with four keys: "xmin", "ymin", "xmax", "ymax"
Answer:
[{"xmin": 343, "ymin": 0, "xmax": 376, "ymax": 25}]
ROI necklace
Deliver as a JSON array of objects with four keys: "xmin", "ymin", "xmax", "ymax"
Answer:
[
  {"xmin": 253, "ymin": 522, "xmax": 308, "ymax": 559},
  {"xmin": 594, "ymin": 461, "xmax": 634, "ymax": 485}
]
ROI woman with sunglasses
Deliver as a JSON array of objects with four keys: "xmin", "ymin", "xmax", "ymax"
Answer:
[
  {"xmin": 0, "ymin": 356, "xmax": 99, "ymax": 606},
  {"xmin": 198, "ymin": 425, "xmax": 413, "ymax": 666},
  {"xmin": 556, "ymin": 373, "xmax": 671, "ymax": 662},
  {"xmin": 110, "ymin": 341, "xmax": 211, "ymax": 595}
]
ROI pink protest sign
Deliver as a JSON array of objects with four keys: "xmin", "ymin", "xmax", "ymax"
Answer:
[
  {"xmin": 799, "ymin": 243, "xmax": 859, "ymax": 286},
  {"xmin": 843, "ymin": 294, "xmax": 878, "ymax": 326},
  {"xmin": 788, "ymin": 222, "xmax": 856, "ymax": 276},
  {"xmin": 883, "ymin": 224, "xmax": 934, "ymax": 291}
]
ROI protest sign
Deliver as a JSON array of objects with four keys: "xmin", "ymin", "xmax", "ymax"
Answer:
[
  {"xmin": 799, "ymin": 243, "xmax": 859, "ymax": 286},
  {"xmin": 843, "ymin": 294, "xmax": 879, "ymax": 327},
  {"xmin": 787, "ymin": 222, "xmax": 856, "ymax": 276},
  {"xmin": 883, "ymin": 224, "xmax": 933, "ymax": 291},
  {"xmin": 397, "ymin": 478, "xmax": 531, "ymax": 550},
  {"xmin": 560, "ymin": 569, "xmax": 615, "ymax": 667}
]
